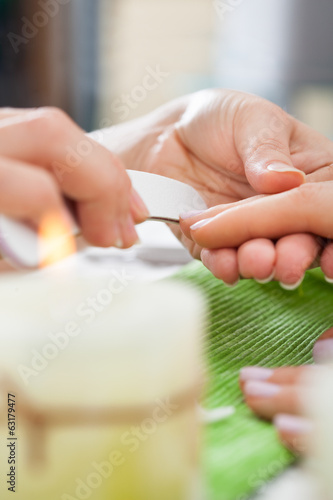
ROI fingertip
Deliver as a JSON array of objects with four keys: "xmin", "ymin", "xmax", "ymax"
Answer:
[
  {"xmin": 238, "ymin": 239, "xmax": 275, "ymax": 281},
  {"xmin": 180, "ymin": 210, "xmax": 214, "ymax": 239},
  {"xmin": 130, "ymin": 188, "xmax": 149, "ymax": 224},
  {"xmin": 201, "ymin": 247, "xmax": 239, "ymax": 285}
]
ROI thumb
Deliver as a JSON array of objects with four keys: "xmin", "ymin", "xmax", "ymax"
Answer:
[
  {"xmin": 313, "ymin": 327, "xmax": 333, "ymax": 364},
  {"xmin": 235, "ymin": 103, "xmax": 305, "ymax": 194}
]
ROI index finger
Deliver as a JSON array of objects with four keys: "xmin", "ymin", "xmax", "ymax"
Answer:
[{"xmin": 189, "ymin": 182, "xmax": 333, "ymax": 248}]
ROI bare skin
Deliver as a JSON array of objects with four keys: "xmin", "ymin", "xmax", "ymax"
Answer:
[
  {"xmin": 102, "ymin": 89, "xmax": 333, "ymax": 286},
  {"xmin": 0, "ymin": 108, "xmax": 148, "ymax": 250}
]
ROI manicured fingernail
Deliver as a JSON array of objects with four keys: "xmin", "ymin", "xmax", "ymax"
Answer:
[
  {"xmin": 130, "ymin": 188, "xmax": 149, "ymax": 219},
  {"xmin": 267, "ymin": 163, "xmax": 305, "ymax": 176},
  {"xmin": 324, "ymin": 275, "xmax": 333, "ymax": 284},
  {"xmin": 244, "ymin": 380, "xmax": 281, "ymax": 398},
  {"xmin": 255, "ymin": 270, "xmax": 275, "ymax": 284},
  {"xmin": 279, "ymin": 275, "xmax": 304, "ymax": 290},
  {"xmin": 190, "ymin": 217, "xmax": 214, "ymax": 230},
  {"xmin": 274, "ymin": 414, "xmax": 312, "ymax": 435},
  {"xmin": 224, "ymin": 279, "xmax": 240, "ymax": 288},
  {"xmin": 124, "ymin": 215, "xmax": 139, "ymax": 245},
  {"xmin": 240, "ymin": 367, "xmax": 273, "ymax": 382},
  {"xmin": 313, "ymin": 339, "xmax": 333, "ymax": 364},
  {"xmin": 180, "ymin": 210, "xmax": 205, "ymax": 220},
  {"xmin": 114, "ymin": 238, "xmax": 124, "ymax": 249}
]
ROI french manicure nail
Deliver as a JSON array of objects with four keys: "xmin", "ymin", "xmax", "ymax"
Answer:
[
  {"xmin": 313, "ymin": 339, "xmax": 333, "ymax": 364},
  {"xmin": 180, "ymin": 210, "xmax": 205, "ymax": 220},
  {"xmin": 114, "ymin": 238, "xmax": 124, "ymax": 249},
  {"xmin": 240, "ymin": 367, "xmax": 274, "ymax": 382},
  {"xmin": 130, "ymin": 188, "xmax": 149, "ymax": 219},
  {"xmin": 255, "ymin": 270, "xmax": 275, "ymax": 284},
  {"xmin": 244, "ymin": 380, "xmax": 281, "ymax": 398},
  {"xmin": 267, "ymin": 163, "xmax": 305, "ymax": 176},
  {"xmin": 279, "ymin": 275, "xmax": 304, "ymax": 291},
  {"xmin": 224, "ymin": 279, "xmax": 240, "ymax": 288},
  {"xmin": 324, "ymin": 275, "xmax": 333, "ymax": 284},
  {"xmin": 190, "ymin": 217, "xmax": 214, "ymax": 230},
  {"xmin": 274, "ymin": 414, "xmax": 312, "ymax": 435}
]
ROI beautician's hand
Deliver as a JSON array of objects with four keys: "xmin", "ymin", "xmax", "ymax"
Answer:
[
  {"xmin": 0, "ymin": 108, "xmax": 148, "ymax": 249},
  {"xmin": 182, "ymin": 181, "xmax": 333, "ymax": 284},
  {"xmin": 103, "ymin": 89, "xmax": 333, "ymax": 285},
  {"xmin": 238, "ymin": 327, "xmax": 333, "ymax": 454}
]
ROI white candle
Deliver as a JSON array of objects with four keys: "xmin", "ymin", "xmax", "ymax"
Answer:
[{"xmin": 0, "ymin": 269, "xmax": 205, "ymax": 499}]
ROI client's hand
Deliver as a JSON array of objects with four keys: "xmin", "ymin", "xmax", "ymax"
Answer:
[
  {"xmin": 238, "ymin": 327, "xmax": 333, "ymax": 454},
  {"xmin": 101, "ymin": 89, "xmax": 333, "ymax": 285},
  {"xmin": 181, "ymin": 181, "xmax": 333, "ymax": 286},
  {"xmin": 0, "ymin": 108, "xmax": 148, "ymax": 250}
]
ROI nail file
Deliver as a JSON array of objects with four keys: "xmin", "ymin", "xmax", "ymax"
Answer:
[
  {"xmin": 127, "ymin": 170, "xmax": 207, "ymax": 223},
  {"xmin": 0, "ymin": 170, "xmax": 207, "ymax": 269}
]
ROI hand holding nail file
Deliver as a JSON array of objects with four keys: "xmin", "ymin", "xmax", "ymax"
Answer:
[{"xmin": 0, "ymin": 170, "xmax": 207, "ymax": 269}]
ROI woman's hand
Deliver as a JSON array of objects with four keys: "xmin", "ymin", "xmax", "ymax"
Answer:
[
  {"xmin": 0, "ymin": 108, "xmax": 148, "ymax": 250},
  {"xmin": 181, "ymin": 181, "xmax": 333, "ymax": 285},
  {"xmin": 238, "ymin": 327, "xmax": 333, "ymax": 454},
  {"xmin": 99, "ymin": 89, "xmax": 333, "ymax": 285}
]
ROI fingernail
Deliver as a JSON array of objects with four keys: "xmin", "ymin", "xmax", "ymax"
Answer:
[
  {"xmin": 124, "ymin": 215, "xmax": 139, "ymax": 245},
  {"xmin": 114, "ymin": 238, "xmax": 124, "ymax": 249},
  {"xmin": 224, "ymin": 279, "xmax": 240, "ymax": 288},
  {"xmin": 255, "ymin": 270, "xmax": 275, "ymax": 284},
  {"xmin": 267, "ymin": 163, "xmax": 305, "ymax": 176},
  {"xmin": 130, "ymin": 188, "xmax": 149, "ymax": 219},
  {"xmin": 274, "ymin": 414, "xmax": 312, "ymax": 435},
  {"xmin": 279, "ymin": 275, "xmax": 304, "ymax": 291},
  {"xmin": 244, "ymin": 380, "xmax": 281, "ymax": 398},
  {"xmin": 190, "ymin": 217, "xmax": 214, "ymax": 230},
  {"xmin": 324, "ymin": 275, "xmax": 333, "ymax": 284},
  {"xmin": 240, "ymin": 367, "xmax": 273, "ymax": 382},
  {"xmin": 313, "ymin": 339, "xmax": 333, "ymax": 364},
  {"xmin": 180, "ymin": 210, "xmax": 205, "ymax": 220}
]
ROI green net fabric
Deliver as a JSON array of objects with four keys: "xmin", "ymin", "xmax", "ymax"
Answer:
[{"xmin": 170, "ymin": 261, "xmax": 333, "ymax": 500}]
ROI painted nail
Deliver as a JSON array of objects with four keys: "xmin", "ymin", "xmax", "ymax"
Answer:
[
  {"xmin": 255, "ymin": 270, "xmax": 275, "ymax": 284},
  {"xmin": 244, "ymin": 380, "xmax": 281, "ymax": 398},
  {"xmin": 267, "ymin": 163, "xmax": 305, "ymax": 176},
  {"xmin": 274, "ymin": 414, "xmax": 312, "ymax": 435},
  {"xmin": 130, "ymin": 188, "xmax": 149, "ymax": 219},
  {"xmin": 240, "ymin": 367, "xmax": 273, "ymax": 382},
  {"xmin": 324, "ymin": 275, "xmax": 333, "ymax": 284},
  {"xmin": 313, "ymin": 339, "xmax": 333, "ymax": 364},
  {"xmin": 279, "ymin": 275, "xmax": 304, "ymax": 291},
  {"xmin": 180, "ymin": 210, "xmax": 205, "ymax": 220},
  {"xmin": 190, "ymin": 217, "xmax": 214, "ymax": 230}
]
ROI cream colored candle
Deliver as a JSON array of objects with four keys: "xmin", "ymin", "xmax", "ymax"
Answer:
[{"xmin": 0, "ymin": 269, "xmax": 205, "ymax": 499}]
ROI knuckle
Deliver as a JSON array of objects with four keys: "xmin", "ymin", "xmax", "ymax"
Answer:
[
  {"xmin": 295, "ymin": 183, "xmax": 319, "ymax": 205},
  {"xmin": 250, "ymin": 138, "xmax": 289, "ymax": 158},
  {"xmin": 31, "ymin": 107, "xmax": 71, "ymax": 139}
]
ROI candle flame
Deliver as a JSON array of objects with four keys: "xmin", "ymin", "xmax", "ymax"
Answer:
[{"xmin": 39, "ymin": 213, "xmax": 76, "ymax": 268}]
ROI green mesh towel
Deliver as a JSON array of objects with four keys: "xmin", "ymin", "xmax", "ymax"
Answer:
[{"xmin": 170, "ymin": 261, "xmax": 333, "ymax": 500}]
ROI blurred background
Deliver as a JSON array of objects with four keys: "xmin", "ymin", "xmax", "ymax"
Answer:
[{"xmin": 1, "ymin": 0, "xmax": 333, "ymax": 138}]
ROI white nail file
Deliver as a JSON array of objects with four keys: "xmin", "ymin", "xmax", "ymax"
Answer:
[
  {"xmin": 127, "ymin": 170, "xmax": 207, "ymax": 223},
  {"xmin": 0, "ymin": 170, "xmax": 207, "ymax": 269}
]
